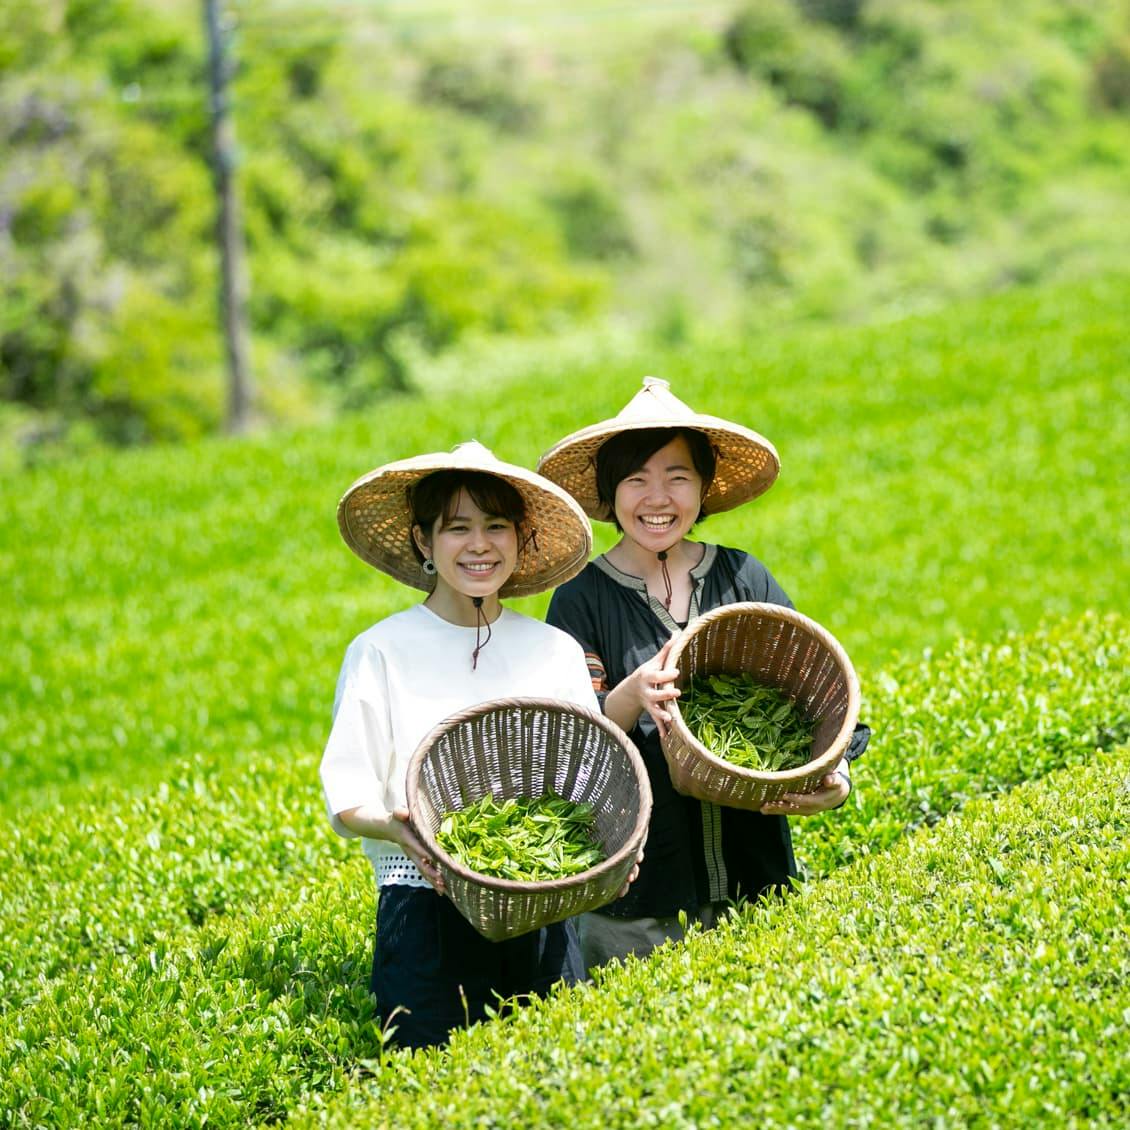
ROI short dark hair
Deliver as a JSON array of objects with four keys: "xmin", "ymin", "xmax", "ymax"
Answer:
[
  {"xmin": 407, "ymin": 470, "xmax": 526, "ymax": 562},
  {"xmin": 595, "ymin": 427, "xmax": 716, "ymax": 531}
]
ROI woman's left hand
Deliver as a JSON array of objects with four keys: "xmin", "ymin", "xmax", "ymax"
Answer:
[
  {"xmin": 603, "ymin": 635, "xmax": 682, "ymax": 737},
  {"xmin": 616, "ymin": 843, "xmax": 646, "ymax": 898},
  {"xmin": 759, "ymin": 770, "xmax": 850, "ymax": 816}
]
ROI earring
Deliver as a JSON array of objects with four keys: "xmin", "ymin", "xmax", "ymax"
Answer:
[{"xmin": 422, "ymin": 558, "xmax": 437, "ymax": 576}]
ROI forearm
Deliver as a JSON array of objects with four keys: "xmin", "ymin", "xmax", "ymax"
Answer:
[
  {"xmin": 336, "ymin": 804, "xmax": 402, "ymax": 842},
  {"xmin": 603, "ymin": 680, "xmax": 644, "ymax": 733},
  {"xmin": 337, "ymin": 803, "xmax": 445, "ymax": 892}
]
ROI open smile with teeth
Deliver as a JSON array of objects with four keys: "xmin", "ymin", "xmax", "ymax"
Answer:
[
  {"xmin": 638, "ymin": 515, "xmax": 677, "ymax": 531},
  {"xmin": 459, "ymin": 561, "xmax": 498, "ymax": 574}
]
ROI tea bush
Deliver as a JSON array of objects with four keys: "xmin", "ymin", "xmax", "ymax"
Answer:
[
  {"xmin": 0, "ymin": 613, "xmax": 1124, "ymax": 1124},
  {"xmin": 297, "ymin": 746, "xmax": 1128, "ymax": 1129},
  {"xmin": 2, "ymin": 271, "xmax": 1126, "ymax": 1124},
  {"xmin": 791, "ymin": 611, "xmax": 1129, "ymax": 878}
]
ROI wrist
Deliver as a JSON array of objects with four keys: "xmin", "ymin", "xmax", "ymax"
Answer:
[{"xmin": 603, "ymin": 682, "xmax": 642, "ymax": 732}]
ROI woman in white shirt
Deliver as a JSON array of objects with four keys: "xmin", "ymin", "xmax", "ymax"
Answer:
[{"xmin": 320, "ymin": 441, "xmax": 601, "ymax": 1049}]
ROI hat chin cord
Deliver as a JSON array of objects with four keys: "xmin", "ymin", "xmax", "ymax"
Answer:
[
  {"xmin": 470, "ymin": 597, "xmax": 492, "ymax": 670},
  {"xmin": 656, "ymin": 550, "xmax": 674, "ymax": 611}
]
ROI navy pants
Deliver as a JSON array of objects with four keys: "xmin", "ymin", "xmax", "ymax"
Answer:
[{"xmin": 370, "ymin": 886, "xmax": 581, "ymax": 1050}]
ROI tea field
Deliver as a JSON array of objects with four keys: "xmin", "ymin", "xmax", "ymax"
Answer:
[{"xmin": 1, "ymin": 273, "xmax": 1127, "ymax": 1126}]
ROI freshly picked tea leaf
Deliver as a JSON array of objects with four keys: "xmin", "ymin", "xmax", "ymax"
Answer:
[
  {"xmin": 436, "ymin": 793, "xmax": 606, "ymax": 881},
  {"xmin": 679, "ymin": 674, "xmax": 814, "ymax": 772}
]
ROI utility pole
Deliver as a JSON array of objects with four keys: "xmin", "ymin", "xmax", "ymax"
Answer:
[{"xmin": 204, "ymin": 0, "xmax": 254, "ymax": 434}]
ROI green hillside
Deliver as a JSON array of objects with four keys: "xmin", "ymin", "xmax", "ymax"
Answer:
[
  {"xmin": 2, "ymin": 264, "xmax": 1128, "ymax": 1123},
  {"xmin": 2, "ymin": 271, "xmax": 1125, "ymax": 809},
  {"xmin": 3, "ymin": 0, "xmax": 1130, "ymax": 452},
  {"xmin": 3, "ymin": 272, "xmax": 1127, "ymax": 810},
  {"xmin": 5, "ymin": 9, "xmax": 1130, "ymax": 1106}
]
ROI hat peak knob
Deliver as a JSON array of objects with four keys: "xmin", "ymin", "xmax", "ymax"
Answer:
[
  {"xmin": 641, "ymin": 376, "xmax": 670, "ymax": 392},
  {"xmin": 452, "ymin": 439, "xmax": 491, "ymax": 457}
]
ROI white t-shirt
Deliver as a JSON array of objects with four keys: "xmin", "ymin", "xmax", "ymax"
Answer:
[{"xmin": 319, "ymin": 602, "xmax": 600, "ymax": 887}]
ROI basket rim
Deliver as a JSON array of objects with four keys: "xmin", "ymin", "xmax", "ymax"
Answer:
[
  {"xmin": 406, "ymin": 696, "xmax": 653, "ymax": 894},
  {"xmin": 665, "ymin": 601, "xmax": 861, "ymax": 783}
]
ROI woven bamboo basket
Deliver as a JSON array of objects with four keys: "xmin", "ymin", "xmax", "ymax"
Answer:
[
  {"xmin": 661, "ymin": 602, "xmax": 860, "ymax": 812},
  {"xmin": 407, "ymin": 698, "xmax": 652, "ymax": 942}
]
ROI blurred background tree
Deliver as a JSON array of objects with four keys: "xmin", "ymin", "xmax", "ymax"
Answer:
[{"xmin": 2, "ymin": 0, "xmax": 1129, "ymax": 462}]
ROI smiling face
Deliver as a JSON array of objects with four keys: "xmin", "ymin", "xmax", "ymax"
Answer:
[
  {"xmin": 612, "ymin": 435, "xmax": 705, "ymax": 554},
  {"xmin": 414, "ymin": 488, "xmax": 520, "ymax": 604}
]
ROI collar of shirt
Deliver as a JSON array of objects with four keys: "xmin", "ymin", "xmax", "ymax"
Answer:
[{"xmin": 592, "ymin": 543, "xmax": 718, "ymax": 631}]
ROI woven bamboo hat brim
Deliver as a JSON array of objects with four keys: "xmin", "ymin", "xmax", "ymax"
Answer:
[
  {"xmin": 537, "ymin": 377, "xmax": 780, "ymax": 521},
  {"xmin": 337, "ymin": 441, "xmax": 593, "ymax": 598}
]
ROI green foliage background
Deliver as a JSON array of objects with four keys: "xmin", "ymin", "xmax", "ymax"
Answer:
[
  {"xmin": 2, "ymin": 247, "xmax": 1128, "ymax": 1129},
  {"xmin": 4, "ymin": 272, "xmax": 1126, "ymax": 809},
  {"xmin": 3, "ymin": 0, "xmax": 1130, "ymax": 454},
  {"xmin": 3, "ymin": 3, "xmax": 1130, "ymax": 1125}
]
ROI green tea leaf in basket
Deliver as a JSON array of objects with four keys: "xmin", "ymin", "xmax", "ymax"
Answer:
[
  {"xmin": 436, "ymin": 794, "xmax": 606, "ymax": 881},
  {"xmin": 680, "ymin": 675, "xmax": 815, "ymax": 773}
]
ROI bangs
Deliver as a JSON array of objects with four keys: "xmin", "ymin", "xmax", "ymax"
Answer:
[
  {"xmin": 595, "ymin": 427, "xmax": 716, "ymax": 527},
  {"xmin": 408, "ymin": 470, "xmax": 526, "ymax": 560},
  {"xmin": 438, "ymin": 472, "xmax": 525, "ymax": 527}
]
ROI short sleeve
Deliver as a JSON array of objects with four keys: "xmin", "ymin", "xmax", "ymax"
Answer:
[
  {"xmin": 547, "ymin": 583, "xmax": 609, "ymax": 701},
  {"xmin": 762, "ymin": 567, "xmax": 794, "ymax": 610},
  {"xmin": 746, "ymin": 558, "xmax": 794, "ymax": 609},
  {"xmin": 555, "ymin": 633, "xmax": 602, "ymax": 713},
  {"xmin": 318, "ymin": 646, "xmax": 394, "ymax": 837}
]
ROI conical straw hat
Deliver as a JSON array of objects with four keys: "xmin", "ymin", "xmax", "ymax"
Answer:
[
  {"xmin": 338, "ymin": 441, "xmax": 593, "ymax": 598},
  {"xmin": 537, "ymin": 377, "xmax": 779, "ymax": 521}
]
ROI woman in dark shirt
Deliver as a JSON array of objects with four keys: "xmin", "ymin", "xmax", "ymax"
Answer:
[{"xmin": 539, "ymin": 377, "xmax": 869, "ymax": 972}]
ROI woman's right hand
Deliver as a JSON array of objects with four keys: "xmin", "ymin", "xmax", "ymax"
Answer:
[
  {"xmin": 387, "ymin": 807, "xmax": 445, "ymax": 894},
  {"xmin": 616, "ymin": 838, "xmax": 647, "ymax": 897},
  {"xmin": 604, "ymin": 635, "xmax": 681, "ymax": 736},
  {"xmin": 338, "ymin": 803, "xmax": 446, "ymax": 894}
]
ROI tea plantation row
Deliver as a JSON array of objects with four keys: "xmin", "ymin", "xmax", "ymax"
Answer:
[
  {"xmin": 303, "ymin": 744, "xmax": 1129, "ymax": 1130},
  {"xmin": 2, "ymin": 273, "xmax": 1127, "ymax": 809},
  {"xmin": 2, "ymin": 611, "xmax": 1124, "ymax": 1125}
]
